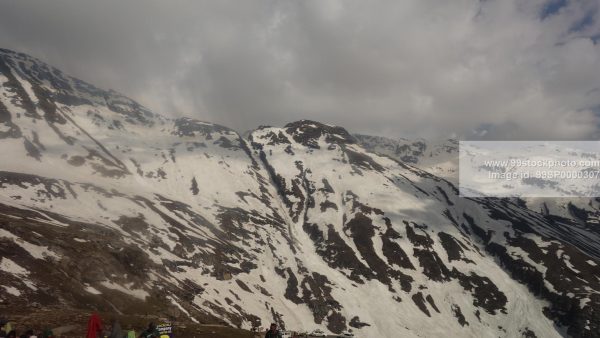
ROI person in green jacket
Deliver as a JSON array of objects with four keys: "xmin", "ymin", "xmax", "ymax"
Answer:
[{"xmin": 264, "ymin": 323, "xmax": 282, "ymax": 338}]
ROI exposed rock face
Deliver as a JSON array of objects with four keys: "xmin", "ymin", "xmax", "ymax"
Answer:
[{"xmin": 0, "ymin": 49, "xmax": 599, "ymax": 337}]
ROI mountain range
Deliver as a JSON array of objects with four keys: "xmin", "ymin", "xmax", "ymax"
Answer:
[{"xmin": 0, "ymin": 48, "xmax": 599, "ymax": 337}]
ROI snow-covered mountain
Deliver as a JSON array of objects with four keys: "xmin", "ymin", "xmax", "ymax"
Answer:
[
  {"xmin": 355, "ymin": 134, "xmax": 459, "ymax": 183},
  {"xmin": 356, "ymin": 135, "xmax": 600, "ymax": 259},
  {"xmin": 1, "ymin": 49, "xmax": 599, "ymax": 337}
]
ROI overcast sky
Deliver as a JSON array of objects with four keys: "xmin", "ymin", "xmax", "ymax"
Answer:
[{"xmin": 1, "ymin": 0, "xmax": 599, "ymax": 139}]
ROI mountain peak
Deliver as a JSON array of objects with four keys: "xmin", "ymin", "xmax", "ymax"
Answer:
[{"xmin": 284, "ymin": 119, "xmax": 355, "ymax": 148}]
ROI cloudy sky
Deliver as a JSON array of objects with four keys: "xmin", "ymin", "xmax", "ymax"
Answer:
[{"xmin": 1, "ymin": 0, "xmax": 599, "ymax": 139}]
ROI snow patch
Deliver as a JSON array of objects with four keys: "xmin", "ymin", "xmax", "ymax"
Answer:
[
  {"xmin": 0, "ymin": 257, "xmax": 29, "ymax": 276},
  {"xmin": 0, "ymin": 228, "xmax": 60, "ymax": 260},
  {"xmin": 84, "ymin": 285, "xmax": 102, "ymax": 295},
  {"xmin": 2, "ymin": 285, "xmax": 21, "ymax": 296},
  {"xmin": 100, "ymin": 281, "xmax": 149, "ymax": 300}
]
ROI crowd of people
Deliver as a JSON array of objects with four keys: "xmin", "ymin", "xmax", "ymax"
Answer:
[
  {"xmin": 85, "ymin": 313, "xmax": 162, "ymax": 338},
  {"xmin": 0, "ymin": 314, "xmax": 163, "ymax": 338},
  {"xmin": 0, "ymin": 319, "xmax": 54, "ymax": 338}
]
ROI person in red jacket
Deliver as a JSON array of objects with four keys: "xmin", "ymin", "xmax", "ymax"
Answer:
[{"xmin": 86, "ymin": 313, "xmax": 103, "ymax": 338}]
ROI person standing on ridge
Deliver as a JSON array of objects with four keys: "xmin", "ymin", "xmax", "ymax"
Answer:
[
  {"xmin": 138, "ymin": 323, "xmax": 159, "ymax": 338},
  {"xmin": 264, "ymin": 323, "xmax": 282, "ymax": 338},
  {"xmin": 108, "ymin": 319, "xmax": 123, "ymax": 338},
  {"xmin": 86, "ymin": 313, "xmax": 103, "ymax": 338}
]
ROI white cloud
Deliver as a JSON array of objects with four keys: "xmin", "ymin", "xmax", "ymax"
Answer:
[{"xmin": 0, "ymin": 0, "xmax": 598, "ymax": 140}]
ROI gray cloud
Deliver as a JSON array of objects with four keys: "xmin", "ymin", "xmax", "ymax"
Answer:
[{"xmin": 1, "ymin": 0, "xmax": 599, "ymax": 140}]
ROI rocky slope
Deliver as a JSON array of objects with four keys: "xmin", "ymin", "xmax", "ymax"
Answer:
[{"xmin": 1, "ymin": 49, "xmax": 599, "ymax": 337}]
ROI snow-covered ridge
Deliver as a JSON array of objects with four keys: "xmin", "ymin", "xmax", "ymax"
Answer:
[{"xmin": 355, "ymin": 134, "xmax": 600, "ymax": 259}]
